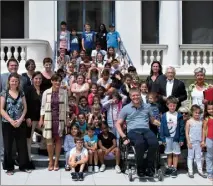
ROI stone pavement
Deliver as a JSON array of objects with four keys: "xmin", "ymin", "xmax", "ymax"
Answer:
[{"xmin": 1, "ymin": 165, "xmax": 213, "ymax": 185}]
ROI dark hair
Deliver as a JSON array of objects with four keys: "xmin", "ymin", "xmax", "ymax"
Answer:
[
  {"xmin": 43, "ymin": 57, "xmax": 53, "ymax": 65},
  {"xmin": 204, "ymin": 101, "xmax": 213, "ymax": 119},
  {"xmin": 70, "ymin": 123, "xmax": 81, "ymax": 137},
  {"xmin": 101, "ymin": 69, "xmax": 110, "ymax": 76},
  {"xmin": 78, "ymin": 113, "xmax": 86, "ymax": 118},
  {"xmin": 25, "ymin": 59, "xmax": 35, "ymax": 70},
  {"xmin": 71, "ymin": 28, "xmax": 76, "ymax": 32},
  {"xmin": 60, "ymin": 21, "xmax": 67, "ymax": 26},
  {"xmin": 79, "ymin": 64, "xmax": 86, "ymax": 70},
  {"xmin": 104, "ymin": 63, "xmax": 111, "ymax": 68},
  {"xmin": 79, "ymin": 96, "xmax": 88, "ymax": 103},
  {"xmin": 150, "ymin": 61, "xmax": 163, "ymax": 76},
  {"xmin": 190, "ymin": 104, "xmax": 202, "ymax": 115},
  {"xmin": 148, "ymin": 92, "xmax": 158, "ymax": 99},
  {"xmin": 107, "ymin": 47, "xmax": 115, "ymax": 59},
  {"xmin": 32, "ymin": 71, "xmax": 42, "ymax": 79},
  {"xmin": 74, "ymin": 137, "xmax": 84, "ymax": 143},
  {"xmin": 86, "ymin": 125, "xmax": 95, "ymax": 131},
  {"xmin": 98, "ymin": 23, "xmax": 107, "ymax": 33},
  {"xmin": 7, "ymin": 58, "xmax": 19, "ymax": 67},
  {"xmin": 166, "ymin": 96, "xmax": 178, "ymax": 105},
  {"xmin": 98, "ymin": 85, "xmax": 106, "ymax": 92},
  {"xmin": 123, "ymin": 73, "xmax": 133, "ymax": 81},
  {"xmin": 110, "ymin": 91, "xmax": 122, "ymax": 101},
  {"xmin": 140, "ymin": 81, "xmax": 147, "ymax": 87},
  {"xmin": 128, "ymin": 66, "xmax": 136, "ymax": 73},
  {"xmin": 56, "ymin": 68, "xmax": 65, "ymax": 74},
  {"xmin": 51, "ymin": 73, "xmax": 62, "ymax": 82},
  {"xmin": 90, "ymin": 83, "xmax": 98, "ymax": 89},
  {"xmin": 69, "ymin": 95, "xmax": 76, "ymax": 101}
]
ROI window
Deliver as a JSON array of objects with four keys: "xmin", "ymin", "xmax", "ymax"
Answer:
[
  {"xmin": 64, "ymin": 1, "xmax": 115, "ymax": 32},
  {"xmin": 142, "ymin": 1, "xmax": 159, "ymax": 44},
  {"xmin": 182, "ymin": 1, "xmax": 213, "ymax": 44}
]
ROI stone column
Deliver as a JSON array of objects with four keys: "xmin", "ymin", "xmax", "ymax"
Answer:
[{"xmin": 159, "ymin": 1, "xmax": 180, "ymax": 68}]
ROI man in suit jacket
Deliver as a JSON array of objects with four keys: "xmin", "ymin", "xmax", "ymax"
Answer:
[
  {"xmin": 0, "ymin": 58, "xmax": 28, "ymax": 161},
  {"xmin": 157, "ymin": 66, "xmax": 187, "ymax": 113}
]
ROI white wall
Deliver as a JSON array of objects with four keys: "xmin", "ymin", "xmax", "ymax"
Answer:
[
  {"xmin": 28, "ymin": 1, "xmax": 56, "ymax": 59},
  {"xmin": 115, "ymin": 1, "xmax": 142, "ymax": 74}
]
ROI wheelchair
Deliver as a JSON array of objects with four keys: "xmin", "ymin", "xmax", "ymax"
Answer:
[{"xmin": 119, "ymin": 137, "xmax": 164, "ymax": 182}]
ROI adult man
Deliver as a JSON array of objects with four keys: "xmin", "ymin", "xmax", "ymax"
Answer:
[
  {"xmin": 116, "ymin": 88, "xmax": 160, "ymax": 177},
  {"xmin": 0, "ymin": 58, "xmax": 27, "ymax": 160},
  {"xmin": 157, "ymin": 66, "xmax": 187, "ymax": 113}
]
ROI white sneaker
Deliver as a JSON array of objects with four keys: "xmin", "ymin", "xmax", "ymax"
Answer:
[
  {"xmin": 100, "ymin": 164, "xmax": 106, "ymax": 172},
  {"xmin": 88, "ymin": 166, "xmax": 93, "ymax": 173},
  {"xmin": 94, "ymin": 166, "xmax": 99, "ymax": 173},
  {"xmin": 115, "ymin": 165, "xmax": 121, "ymax": 173}
]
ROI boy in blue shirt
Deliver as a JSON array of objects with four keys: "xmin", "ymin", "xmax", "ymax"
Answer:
[
  {"xmin": 82, "ymin": 23, "xmax": 95, "ymax": 56},
  {"xmin": 106, "ymin": 24, "xmax": 121, "ymax": 52},
  {"xmin": 160, "ymin": 96, "xmax": 185, "ymax": 178},
  {"xmin": 84, "ymin": 126, "xmax": 99, "ymax": 173},
  {"xmin": 70, "ymin": 29, "xmax": 79, "ymax": 53}
]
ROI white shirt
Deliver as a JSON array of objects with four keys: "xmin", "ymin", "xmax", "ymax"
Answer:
[
  {"xmin": 91, "ymin": 50, "xmax": 107, "ymax": 57},
  {"xmin": 191, "ymin": 87, "xmax": 206, "ymax": 111},
  {"xmin": 69, "ymin": 147, "xmax": 88, "ymax": 161},
  {"xmin": 166, "ymin": 79, "xmax": 174, "ymax": 97},
  {"xmin": 141, "ymin": 94, "xmax": 147, "ymax": 104},
  {"xmin": 166, "ymin": 111, "xmax": 178, "ymax": 137},
  {"xmin": 97, "ymin": 78, "xmax": 112, "ymax": 89}
]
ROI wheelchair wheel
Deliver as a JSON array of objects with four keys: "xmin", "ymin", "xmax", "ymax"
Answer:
[
  {"xmin": 128, "ymin": 169, "xmax": 133, "ymax": 182},
  {"xmin": 157, "ymin": 169, "xmax": 164, "ymax": 181}
]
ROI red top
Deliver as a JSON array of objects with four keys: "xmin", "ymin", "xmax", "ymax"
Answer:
[{"xmin": 207, "ymin": 118, "xmax": 213, "ymax": 139}]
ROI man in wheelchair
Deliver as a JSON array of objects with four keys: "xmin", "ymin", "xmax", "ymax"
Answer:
[{"xmin": 116, "ymin": 88, "xmax": 160, "ymax": 177}]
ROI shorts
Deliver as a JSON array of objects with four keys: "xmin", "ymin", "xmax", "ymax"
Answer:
[
  {"xmin": 164, "ymin": 137, "xmax": 181, "ymax": 155},
  {"xmin": 46, "ymin": 135, "xmax": 62, "ymax": 145}
]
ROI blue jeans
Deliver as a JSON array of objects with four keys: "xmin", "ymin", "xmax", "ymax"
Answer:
[
  {"xmin": 206, "ymin": 138, "xmax": 213, "ymax": 175},
  {"xmin": 127, "ymin": 128, "xmax": 159, "ymax": 171}
]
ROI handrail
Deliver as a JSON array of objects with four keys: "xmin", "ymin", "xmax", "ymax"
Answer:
[{"xmin": 119, "ymin": 41, "xmax": 134, "ymax": 67}]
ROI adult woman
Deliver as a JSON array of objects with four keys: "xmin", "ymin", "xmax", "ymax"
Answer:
[
  {"xmin": 22, "ymin": 59, "xmax": 36, "ymax": 88},
  {"xmin": 40, "ymin": 57, "xmax": 54, "ymax": 92},
  {"xmin": 0, "ymin": 73, "xmax": 30, "ymax": 175},
  {"xmin": 146, "ymin": 61, "xmax": 164, "ymax": 93},
  {"xmin": 39, "ymin": 73, "xmax": 69, "ymax": 171},
  {"xmin": 96, "ymin": 24, "xmax": 108, "ymax": 51},
  {"xmin": 71, "ymin": 74, "xmax": 89, "ymax": 104},
  {"xmin": 104, "ymin": 47, "xmax": 119, "ymax": 64},
  {"xmin": 188, "ymin": 67, "xmax": 210, "ymax": 111},
  {"xmin": 25, "ymin": 71, "xmax": 43, "ymax": 167}
]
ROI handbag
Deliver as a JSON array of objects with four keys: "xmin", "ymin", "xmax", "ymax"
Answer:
[{"xmin": 203, "ymin": 87, "xmax": 213, "ymax": 101}]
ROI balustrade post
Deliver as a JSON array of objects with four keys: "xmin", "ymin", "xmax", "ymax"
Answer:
[
  {"xmin": 6, "ymin": 47, "xmax": 12, "ymax": 61},
  {"xmin": 14, "ymin": 47, "xmax": 19, "ymax": 60}
]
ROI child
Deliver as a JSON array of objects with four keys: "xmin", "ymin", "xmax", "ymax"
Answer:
[
  {"xmin": 106, "ymin": 24, "xmax": 121, "ymax": 52},
  {"xmin": 91, "ymin": 115, "xmax": 102, "ymax": 136},
  {"xmin": 98, "ymin": 123, "xmax": 121, "ymax": 173},
  {"xmin": 120, "ymin": 73, "xmax": 132, "ymax": 104},
  {"xmin": 185, "ymin": 105, "xmax": 207, "ymax": 178},
  {"xmin": 128, "ymin": 66, "xmax": 137, "ymax": 76},
  {"xmin": 110, "ymin": 59, "xmax": 121, "ymax": 75},
  {"xmin": 202, "ymin": 101, "xmax": 213, "ymax": 181},
  {"xmin": 68, "ymin": 96, "xmax": 79, "ymax": 116},
  {"xmin": 96, "ymin": 53, "xmax": 105, "ymax": 70},
  {"xmin": 78, "ymin": 96, "xmax": 90, "ymax": 116},
  {"xmin": 64, "ymin": 124, "xmax": 81, "ymax": 171},
  {"xmin": 69, "ymin": 137, "xmax": 88, "ymax": 181},
  {"xmin": 88, "ymin": 104, "xmax": 104, "ymax": 124},
  {"xmin": 102, "ymin": 92, "xmax": 126, "ymax": 144},
  {"xmin": 56, "ymin": 48, "xmax": 70, "ymax": 71},
  {"xmin": 148, "ymin": 92, "xmax": 161, "ymax": 136},
  {"xmin": 131, "ymin": 74, "xmax": 140, "ymax": 89},
  {"xmin": 98, "ymin": 85, "xmax": 109, "ymax": 106},
  {"xmin": 70, "ymin": 29, "xmax": 79, "ymax": 53},
  {"xmin": 76, "ymin": 113, "xmax": 88, "ymax": 135},
  {"xmin": 97, "ymin": 69, "xmax": 112, "ymax": 90},
  {"xmin": 84, "ymin": 126, "xmax": 99, "ymax": 173},
  {"xmin": 58, "ymin": 21, "xmax": 70, "ymax": 52},
  {"xmin": 140, "ymin": 81, "xmax": 148, "ymax": 104},
  {"xmin": 110, "ymin": 70, "xmax": 123, "ymax": 91},
  {"xmin": 87, "ymin": 63, "xmax": 101, "ymax": 84},
  {"xmin": 91, "ymin": 42, "xmax": 106, "ymax": 62},
  {"xmin": 66, "ymin": 105, "xmax": 77, "ymax": 134},
  {"xmin": 82, "ymin": 23, "xmax": 95, "ymax": 56},
  {"xmin": 104, "ymin": 47, "xmax": 119, "ymax": 64},
  {"xmin": 160, "ymin": 96, "xmax": 185, "ymax": 178}
]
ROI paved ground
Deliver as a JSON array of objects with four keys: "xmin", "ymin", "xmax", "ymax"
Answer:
[{"xmin": 1, "ymin": 165, "xmax": 212, "ymax": 185}]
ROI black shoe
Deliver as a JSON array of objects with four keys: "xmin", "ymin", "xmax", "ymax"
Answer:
[
  {"xmin": 188, "ymin": 172, "xmax": 194, "ymax": 178},
  {"xmin": 145, "ymin": 168, "xmax": 154, "ymax": 177},
  {"xmin": 28, "ymin": 161, "xmax": 35, "ymax": 170},
  {"xmin": 164, "ymin": 167, "xmax": 173, "ymax": 177},
  {"xmin": 78, "ymin": 172, "xmax": 84, "ymax": 181},
  {"xmin": 171, "ymin": 168, "xmax": 178, "ymax": 178},
  {"xmin": 71, "ymin": 172, "xmax": 78, "ymax": 181},
  {"xmin": 137, "ymin": 169, "xmax": 145, "ymax": 177}
]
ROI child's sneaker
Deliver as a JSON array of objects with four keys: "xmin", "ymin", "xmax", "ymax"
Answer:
[
  {"xmin": 71, "ymin": 172, "xmax": 78, "ymax": 181},
  {"xmin": 65, "ymin": 165, "xmax": 70, "ymax": 171},
  {"xmin": 78, "ymin": 172, "xmax": 84, "ymax": 181},
  {"xmin": 94, "ymin": 165, "xmax": 99, "ymax": 173},
  {"xmin": 171, "ymin": 168, "xmax": 178, "ymax": 178},
  {"xmin": 100, "ymin": 164, "xmax": 106, "ymax": 172},
  {"xmin": 115, "ymin": 165, "xmax": 121, "ymax": 173},
  {"xmin": 88, "ymin": 166, "xmax": 93, "ymax": 173},
  {"xmin": 188, "ymin": 171, "xmax": 194, "ymax": 178},
  {"xmin": 164, "ymin": 167, "xmax": 173, "ymax": 177}
]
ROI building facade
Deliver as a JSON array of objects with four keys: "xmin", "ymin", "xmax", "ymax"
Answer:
[{"xmin": 1, "ymin": 1, "xmax": 213, "ymax": 80}]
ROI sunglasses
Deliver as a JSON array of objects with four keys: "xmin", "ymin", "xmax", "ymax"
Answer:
[{"xmin": 181, "ymin": 112, "xmax": 188, "ymax": 115}]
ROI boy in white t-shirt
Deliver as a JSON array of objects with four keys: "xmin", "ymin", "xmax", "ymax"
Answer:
[
  {"xmin": 69, "ymin": 137, "xmax": 88, "ymax": 181},
  {"xmin": 160, "ymin": 96, "xmax": 185, "ymax": 178}
]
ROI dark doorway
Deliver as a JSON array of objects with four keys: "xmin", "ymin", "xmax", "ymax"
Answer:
[{"xmin": 1, "ymin": 1, "xmax": 24, "ymax": 38}]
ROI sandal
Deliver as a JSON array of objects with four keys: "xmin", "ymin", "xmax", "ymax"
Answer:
[
  {"xmin": 48, "ymin": 164, "xmax": 54, "ymax": 171},
  {"xmin": 6, "ymin": 170, "xmax": 14, "ymax": 175},
  {"xmin": 54, "ymin": 165, "xmax": 59, "ymax": 171}
]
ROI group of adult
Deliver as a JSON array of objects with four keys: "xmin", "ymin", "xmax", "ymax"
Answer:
[{"xmin": 0, "ymin": 56, "xmax": 211, "ymax": 175}]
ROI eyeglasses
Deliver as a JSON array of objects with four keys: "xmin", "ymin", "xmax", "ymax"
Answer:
[{"xmin": 181, "ymin": 112, "xmax": 188, "ymax": 115}]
